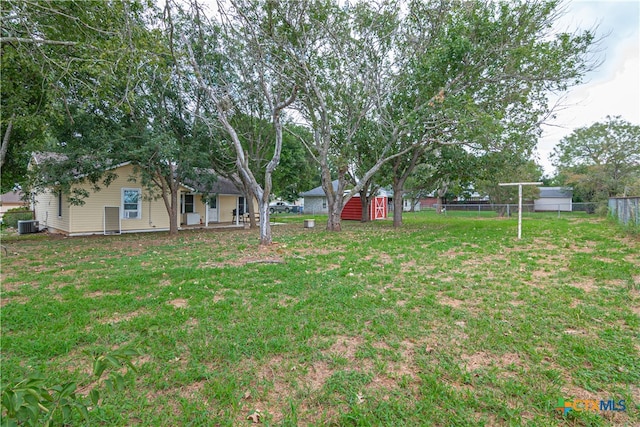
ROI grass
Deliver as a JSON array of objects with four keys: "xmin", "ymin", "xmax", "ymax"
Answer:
[{"xmin": 1, "ymin": 211, "xmax": 638, "ymax": 426}]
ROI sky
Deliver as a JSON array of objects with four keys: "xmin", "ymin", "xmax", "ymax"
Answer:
[{"xmin": 537, "ymin": 0, "xmax": 640, "ymax": 175}]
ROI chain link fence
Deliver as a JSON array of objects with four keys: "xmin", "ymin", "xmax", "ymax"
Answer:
[
  {"xmin": 608, "ymin": 197, "xmax": 640, "ymax": 228},
  {"xmin": 426, "ymin": 202, "xmax": 598, "ymax": 217}
]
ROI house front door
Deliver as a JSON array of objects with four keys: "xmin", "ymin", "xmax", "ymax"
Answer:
[{"xmin": 208, "ymin": 196, "xmax": 218, "ymax": 222}]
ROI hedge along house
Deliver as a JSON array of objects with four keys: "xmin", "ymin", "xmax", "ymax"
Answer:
[{"xmin": 30, "ymin": 153, "xmax": 255, "ymax": 236}]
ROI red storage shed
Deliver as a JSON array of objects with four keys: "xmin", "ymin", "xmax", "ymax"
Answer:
[{"xmin": 341, "ymin": 195, "xmax": 388, "ymax": 221}]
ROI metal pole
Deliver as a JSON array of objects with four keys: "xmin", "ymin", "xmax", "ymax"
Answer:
[
  {"xmin": 499, "ymin": 181, "xmax": 541, "ymax": 240},
  {"xmin": 518, "ymin": 184, "xmax": 522, "ymax": 240}
]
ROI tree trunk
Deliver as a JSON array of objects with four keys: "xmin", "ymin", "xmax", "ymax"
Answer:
[
  {"xmin": 436, "ymin": 185, "xmax": 448, "ymax": 215},
  {"xmin": 0, "ymin": 114, "xmax": 15, "ymax": 170},
  {"xmin": 327, "ymin": 207, "xmax": 343, "ymax": 231},
  {"xmin": 393, "ymin": 187, "xmax": 404, "ymax": 227},
  {"xmin": 392, "ymin": 176, "xmax": 407, "ymax": 228},
  {"xmin": 258, "ymin": 196, "xmax": 271, "ymax": 244},
  {"xmin": 359, "ymin": 187, "xmax": 370, "ymax": 222},
  {"xmin": 248, "ymin": 195, "xmax": 258, "ymax": 228},
  {"xmin": 169, "ymin": 185, "xmax": 179, "ymax": 234},
  {"xmin": 322, "ymin": 166, "xmax": 348, "ymax": 231},
  {"xmin": 156, "ymin": 169, "xmax": 180, "ymax": 235}
]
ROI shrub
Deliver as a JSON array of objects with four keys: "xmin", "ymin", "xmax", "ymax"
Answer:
[
  {"xmin": 1, "ymin": 208, "xmax": 33, "ymax": 229},
  {"xmin": 1, "ymin": 348, "xmax": 140, "ymax": 426}
]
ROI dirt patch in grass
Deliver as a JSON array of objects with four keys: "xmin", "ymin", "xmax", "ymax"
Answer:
[
  {"xmin": 437, "ymin": 294, "xmax": 464, "ymax": 308},
  {"xmin": 324, "ymin": 335, "xmax": 365, "ymax": 360},
  {"xmin": 179, "ymin": 380, "xmax": 206, "ymax": 400},
  {"xmin": 0, "ymin": 295, "xmax": 29, "ymax": 307},
  {"xmin": 85, "ymin": 290, "xmax": 123, "ymax": 298},
  {"xmin": 167, "ymin": 298, "xmax": 188, "ymax": 309},
  {"xmin": 98, "ymin": 308, "xmax": 148, "ymax": 324},
  {"xmin": 531, "ymin": 269, "xmax": 554, "ymax": 279},
  {"xmin": 567, "ymin": 278, "xmax": 598, "ymax": 293},
  {"xmin": 199, "ymin": 257, "xmax": 282, "ymax": 269},
  {"xmin": 460, "ymin": 351, "xmax": 524, "ymax": 374}
]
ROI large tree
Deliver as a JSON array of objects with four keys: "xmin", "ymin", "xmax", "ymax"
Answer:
[
  {"xmin": 380, "ymin": 0, "xmax": 596, "ymax": 227},
  {"xmin": 180, "ymin": 0, "xmax": 297, "ymax": 245},
  {"xmin": 551, "ymin": 116, "xmax": 640, "ymax": 205},
  {"xmin": 1, "ymin": 0, "xmax": 148, "ymax": 191},
  {"xmin": 283, "ymin": 0, "xmax": 595, "ymax": 231}
]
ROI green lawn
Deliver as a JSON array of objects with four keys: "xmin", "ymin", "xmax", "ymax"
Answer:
[{"xmin": 1, "ymin": 212, "xmax": 638, "ymax": 426}]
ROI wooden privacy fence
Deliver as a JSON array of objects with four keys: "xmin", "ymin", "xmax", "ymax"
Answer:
[{"xmin": 609, "ymin": 197, "xmax": 640, "ymax": 227}]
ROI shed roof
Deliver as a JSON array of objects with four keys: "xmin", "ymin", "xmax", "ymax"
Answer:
[
  {"xmin": 538, "ymin": 187, "xmax": 572, "ymax": 198},
  {"xmin": 300, "ymin": 180, "xmax": 389, "ymax": 197},
  {"xmin": 300, "ymin": 180, "xmax": 340, "ymax": 197}
]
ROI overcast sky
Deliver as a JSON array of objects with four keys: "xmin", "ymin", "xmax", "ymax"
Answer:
[{"xmin": 537, "ymin": 0, "xmax": 640, "ymax": 175}]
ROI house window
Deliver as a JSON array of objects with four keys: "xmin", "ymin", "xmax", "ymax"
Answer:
[
  {"xmin": 322, "ymin": 197, "xmax": 327, "ymax": 209},
  {"xmin": 238, "ymin": 196, "xmax": 247, "ymax": 214},
  {"xmin": 57, "ymin": 190, "xmax": 63, "ymax": 217},
  {"xmin": 183, "ymin": 194, "xmax": 195, "ymax": 213},
  {"xmin": 122, "ymin": 188, "xmax": 141, "ymax": 219}
]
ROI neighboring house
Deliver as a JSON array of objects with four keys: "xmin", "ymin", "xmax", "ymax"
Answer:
[
  {"xmin": 419, "ymin": 197, "xmax": 439, "ymax": 209},
  {"xmin": 300, "ymin": 180, "xmax": 340, "ymax": 214},
  {"xmin": 30, "ymin": 153, "xmax": 255, "ymax": 236},
  {"xmin": 403, "ymin": 198, "xmax": 421, "ymax": 212},
  {"xmin": 534, "ymin": 187, "xmax": 573, "ymax": 212},
  {"xmin": 0, "ymin": 190, "xmax": 29, "ymax": 218}
]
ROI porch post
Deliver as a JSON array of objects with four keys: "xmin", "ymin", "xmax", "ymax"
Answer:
[
  {"xmin": 235, "ymin": 198, "xmax": 239, "ymax": 226},
  {"xmin": 205, "ymin": 199, "xmax": 209, "ymax": 227}
]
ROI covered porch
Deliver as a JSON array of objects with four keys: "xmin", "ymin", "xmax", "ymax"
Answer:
[{"xmin": 178, "ymin": 175, "xmax": 259, "ymax": 228}]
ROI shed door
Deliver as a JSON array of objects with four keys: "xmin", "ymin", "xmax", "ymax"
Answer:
[{"xmin": 374, "ymin": 197, "xmax": 386, "ymax": 219}]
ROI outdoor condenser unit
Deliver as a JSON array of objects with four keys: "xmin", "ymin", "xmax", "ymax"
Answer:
[{"xmin": 17, "ymin": 220, "xmax": 39, "ymax": 234}]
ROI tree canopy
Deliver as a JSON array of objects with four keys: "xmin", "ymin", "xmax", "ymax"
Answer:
[{"xmin": 551, "ymin": 116, "xmax": 640, "ymax": 203}]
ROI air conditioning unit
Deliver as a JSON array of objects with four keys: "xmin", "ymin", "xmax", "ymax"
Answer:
[
  {"xmin": 18, "ymin": 220, "xmax": 39, "ymax": 234},
  {"xmin": 124, "ymin": 211, "xmax": 138, "ymax": 219}
]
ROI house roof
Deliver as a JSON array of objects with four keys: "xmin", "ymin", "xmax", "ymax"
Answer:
[
  {"xmin": 538, "ymin": 187, "xmax": 572, "ymax": 198},
  {"xmin": 183, "ymin": 175, "xmax": 243, "ymax": 195},
  {"xmin": 0, "ymin": 190, "xmax": 27, "ymax": 205},
  {"xmin": 32, "ymin": 152, "xmax": 244, "ymax": 196},
  {"xmin": 30, "ymin": 152, "xmax": 131, "ymax": 178},
  {"xmin": 301, "ymin": 180, "xmax": 340, "ymax": 197}
]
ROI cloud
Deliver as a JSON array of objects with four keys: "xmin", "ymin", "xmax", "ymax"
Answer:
[{"xmin": 536, "ymin": 0, "xmax": 640, "ymax": 175}]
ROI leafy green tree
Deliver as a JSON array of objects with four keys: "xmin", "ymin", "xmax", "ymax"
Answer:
[
  {"xmin": 182, "ymin": 0, "xmax": 298, "ymax": 245},
  {"xmin": 1, "ymin": 0, "xmax": 149, "ymax": 191},
  {"xmin": 551, "ymin": 116, "xmax": 640, "ymax": 205},
  {"xmin": 285, "ymin": 0, "xmax": 595, "ymax": 231},
  {"xmin": 381, "ymin": 0, "xmax": 595, "ymax": 227},
  {"xmin": 475, "ymin": 153, "xmax": 543, "ymax": 216},
  {"xmin": 273, "ymin": 127, "xmax": 318, "ymax": 203}
]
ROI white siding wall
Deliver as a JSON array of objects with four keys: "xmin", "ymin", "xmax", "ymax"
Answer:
[
  {"xmin": 534, "ymin": 198, "xmax": 572, "ymax": 212},
  {"xmin": 34, "ymin": 164, "xmax": 171, "ymax": 235},
  {"xmin": 303, "ymin": 197, "xmax": 327, "ymax": 214},
  {"xmin": 34, "ymin": 188, "xmax": 70, "ymax": 233}
]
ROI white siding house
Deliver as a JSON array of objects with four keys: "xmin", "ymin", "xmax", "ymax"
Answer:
[
  {"xmin": 300, "ymin": 180, "xmax": 340, "ymax": 214},
  {"xmin": 535, "ymin": 187, "xmax": 573, "ymax": 212}
]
